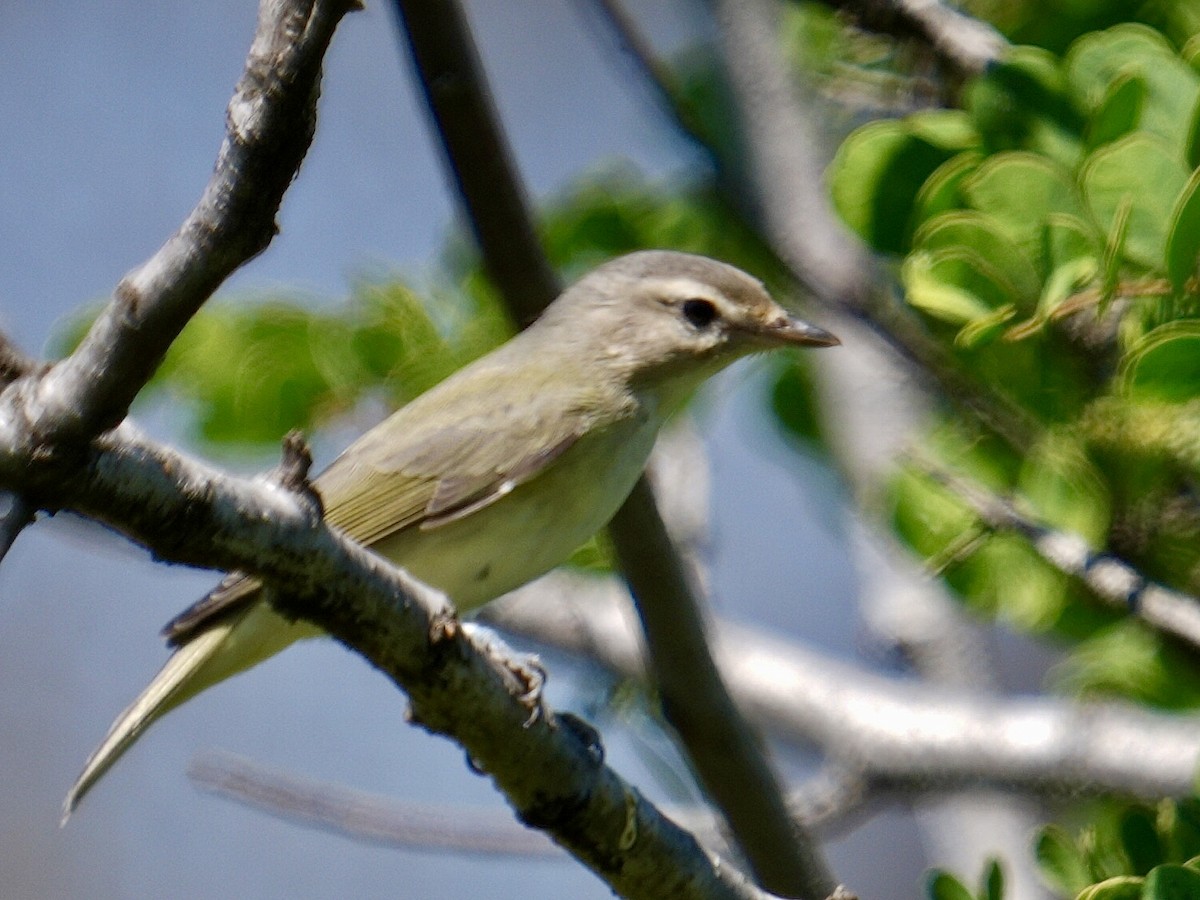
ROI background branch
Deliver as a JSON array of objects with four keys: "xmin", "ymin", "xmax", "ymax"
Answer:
[
  {"xmin": 390, "ymin": 0, "xmax": 836, "ymax": 896},
  {"xmin": 490, "ymin": 577, "xmax": 1200, "ymax": 800},
  {"xmin": 809, "ymin": 0, "xmax": 1006, "ymax": 79},
  {"xmin": 918, "ymin": 457, "xmax": 1200, "ymax": 655}
]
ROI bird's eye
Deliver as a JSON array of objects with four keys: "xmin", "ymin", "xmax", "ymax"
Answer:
[{"xmin": 681, "ymin": 298, "xmax": 718, "ymax": 329}]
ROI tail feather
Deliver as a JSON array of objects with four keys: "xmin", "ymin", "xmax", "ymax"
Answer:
[{"xmin": 63, "ymin": 601, "xmax": 317, "ymax": 821}]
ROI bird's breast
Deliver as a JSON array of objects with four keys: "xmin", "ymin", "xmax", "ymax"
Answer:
[{"xmin": 370, "ymin": 411, "xmax": 661, "ymax": 611}]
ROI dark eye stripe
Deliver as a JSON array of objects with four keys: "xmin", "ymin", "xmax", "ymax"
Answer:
[{"xmin": 681, "ymin": 298, "xmax": 718, "ymax": 329}]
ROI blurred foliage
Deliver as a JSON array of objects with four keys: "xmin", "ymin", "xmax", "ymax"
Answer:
[
  {"xmin": 827, "ymin": 20, "xmax": 1200, "ymax": 712},
  {"xmin": 824, "ymin": 13, "xmax": 1200, "ymax": 894},
  {"xmin": 1034, "ymin": 799, "xmax": 1200, "ymax": 898},
  {"xmin": 925, "ymin": 859, "xmax": 1004, "ymax": 900}
]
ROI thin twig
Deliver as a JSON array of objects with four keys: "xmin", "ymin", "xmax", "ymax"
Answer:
[
  {"xmin": 187, "ymin": 753, "xmax": 876, "ymax": 857},
  {"xmin": 916, "ymin": 457, "xmax": 1200, "ymax": 654},
  {"xmin": 190, "ymin": 750, "xmax": 562, "ymax": 857},
  {"xmin": 389, "ymin": 0, "xmax": 558, "ymax": 326},
  {"xmin": 610, "ymin": 479, "xmax": 837, "ymax": 898}
]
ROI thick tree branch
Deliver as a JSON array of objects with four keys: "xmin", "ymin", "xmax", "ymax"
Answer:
[
  {"xmin": 389, "ymin": 1, "xmax": 836, "ymax": 896},
  {"xmin": 0, "ymin": 425, "xmax": 775, "ymax": 900},
  {"xmin": 29, "ymin": 0, "xmax": 355, "ymax": 442}
]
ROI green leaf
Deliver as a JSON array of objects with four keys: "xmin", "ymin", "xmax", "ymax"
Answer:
[
  {"xmin": 955, "ymin": 304, "xmax": 1017, "ymax": 349},
  {"xmin": 912, "ymin": 152, "xmax": 982, "ymax": 228},
  {"xmin": 1036, "ymin": 824, "xmax": 1092, "ymax": 895},
  {"xmin": 1121, "ymin": 322, "xmax": 1200, "ymax": 404},
  {"xmin": 1166, "ymin": 168, "xmax": 1200, "ymax": 291},
  {"xmin": 1168, "ymin": 799, "xmax": 1200, "ymax": 862},
  {"xmin": 1076, "ymin": 876, "xmax": 1143, "ymax": 900},
  {"xmin": 1186, "ymin": 95, "xmax": 1200, "ymax": 170},
  {"xmin": 1066, "ymin": 24, "xmax": 1200, "ymax": 159},
  {"xmin": 1039, "ymin": 256, "xmax": 1100, "ymax": 319},
  {"xmin": 1121, "ymin": 806, "xmax": 1166, "ymax": 875},
  {"xmin": 962, "ymin": 152, "xmax": 1083, "ymax": 262},
  {"xmin": 1142, "ymin": 864, "xmax": 1200, "ymax": 899},
  {"xmin": 981, "ymin": 858, "xmax": 1004, "ymax": 900},
  {"xmin": 926, "ymin": 870, "xmax": 976, "ymax": 900},
  {"xmin": 1081, "ymin": 134, "xmax": 1189, "ymax": 270},
  {"xmin": 1087, "ymin": 71, "xmax": 1146, "ymax": 149},
  {"xmin": 1100, "ymin": 196, "xmax": 1132, "ymax": 308},
  {"xmin": 915, "ymin": 211, "xmax": 1041, "ymax": 308},
  {"xmin": 829, "ymin": 120, "xmax": 959, "ymax": 253},
  {"xmin": 901, "ymin": 250, "xmax": 1010, "ymax": 325},
  {"xmin": 965, "ymin": 45, "xmax": 1084, "ymax": 166},
  {"xmin": 907, "ymin": 109, "xmax": 981, "ymax": 152}
]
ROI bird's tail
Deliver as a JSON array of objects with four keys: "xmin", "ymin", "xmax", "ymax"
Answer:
[{"xmin": 63, "ymin": 600, "xmax": 316, "ymax": 821}]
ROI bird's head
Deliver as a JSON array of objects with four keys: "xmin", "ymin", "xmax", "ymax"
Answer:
[{"xmin": 537, "ymin": 250, "xmax": 838, "ymax": 405}]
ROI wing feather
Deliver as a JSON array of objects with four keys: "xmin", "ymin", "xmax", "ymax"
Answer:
[{"xmin": 164, "ymin": 359, "xmax": 616, "ymax": 643}]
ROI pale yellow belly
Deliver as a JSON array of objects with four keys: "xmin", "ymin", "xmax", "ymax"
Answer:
[{"xmin": 371, "ymin": 414, "xmax": 660, "ymax": 611}]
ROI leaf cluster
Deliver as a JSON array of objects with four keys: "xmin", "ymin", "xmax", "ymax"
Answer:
[{"xmin": 829, "ymin": 24, "xmax": 1200, "ymax": 706}]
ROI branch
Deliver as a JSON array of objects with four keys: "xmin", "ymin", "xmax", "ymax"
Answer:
[
  {"xmin": 811, "ymin": 0, "xmax": 1006, "ymax": 79},
  {"xmin": 186, "ymin": 753, "xmax": 875, "ymax": 857},
  {"xmin": 390, "ymin": 1, "xmax": 837, "ymax": 896},
  {"xmin": 190, "ymin": 750, "xmax": 562, "ymax": 857},
  {"xmin": 389, "ymin": 0, "xmax": 558, "ymax": 325},
  {"xmin": 0, "ymin": 425, "xmax": 776, "ymax": 900},
  {"xmin": 489, "ymin": 576, "xmax": 1200, "ymax": 800},
  {"xmin": 610, "ymin": 479, "xmax": 837, "ymax": 897},
  {"xmin": 28, "ymin": 0, "xmax": 355, "ymax": 442},
  {"xmin": 917, "ymin": 458, "xmax": 1200, "ymax": 654}
]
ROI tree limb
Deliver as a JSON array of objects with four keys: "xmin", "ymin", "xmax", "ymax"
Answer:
[
  {"xmin": 490, "ymin": 576, "xmax": 1200, "ymax": 800},
  {"xmin": 0, "ymin": 423, "xmax": 778, "ymax": 900},
  {"xmin": 389, "ymin": 0, "xmax": 837, "ymax": 895}
]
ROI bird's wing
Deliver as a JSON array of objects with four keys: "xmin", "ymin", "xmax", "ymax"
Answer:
[{"xmin": 163, "ymin": 364, "xmax": 610, "ymax": 644}]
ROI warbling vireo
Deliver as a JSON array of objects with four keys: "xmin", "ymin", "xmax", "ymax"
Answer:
[{"xmin": 65, "ymin": 250, "xmax": 838, "ymax": 814}]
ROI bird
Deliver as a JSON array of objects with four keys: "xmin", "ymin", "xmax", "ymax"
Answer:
[{"xmin": 65, "ymin": 249, "xmax": 838, "ymax": 815}]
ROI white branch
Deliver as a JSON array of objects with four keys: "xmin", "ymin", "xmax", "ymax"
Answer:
[{"xmin": 490, "ymin": 576, "xmax": 1200, "ymax": 800}]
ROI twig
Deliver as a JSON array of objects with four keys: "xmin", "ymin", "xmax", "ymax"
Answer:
[
  {"xmin": 390, "ymin": 1, "xmax": 837, "ymax": 896},
  {"xmin": 610, "ymin": 479, "xmax": 837, "ymax": 898},
  {"xmin": 187, "ymin": 754, "xmax": 874, "ymax": 857},
  {"xmin": 29, "ymin": 0, "xmax": 356, "ymax": 442},
  {"xmin": 917, "ymin": 458, "xmax": 1200, "ymax": 654},
  {"xmin": 190, "ymin": 750, "xmax": 561, "ymax": 857},
  {"xmin": 814, "ymin": 0, "xmax": 1006, "ymax": 79}
]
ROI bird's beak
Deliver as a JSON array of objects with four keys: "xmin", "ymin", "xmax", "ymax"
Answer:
[{"xmin": 758, "ymin": 313, "xmax": 841, "ymax": 348}]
